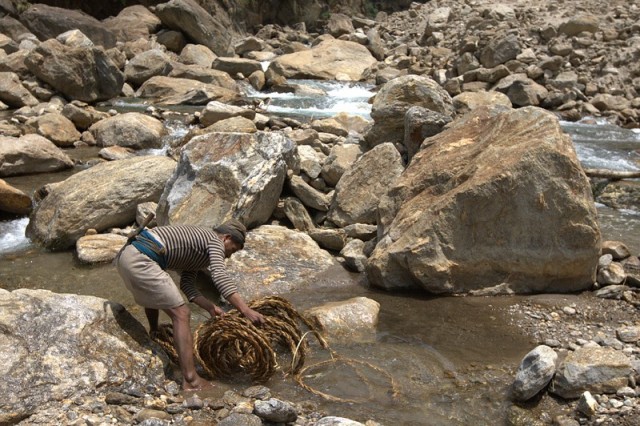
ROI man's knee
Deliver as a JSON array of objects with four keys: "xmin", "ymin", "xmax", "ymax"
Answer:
[{"xmin": 165, "ymin": 304, "xmax": 190, "ymax": 322}]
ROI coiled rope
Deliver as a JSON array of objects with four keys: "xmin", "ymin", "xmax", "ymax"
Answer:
[{"xmin": 151, "ymin": 296, "xmax": 399, "ymax": 402}]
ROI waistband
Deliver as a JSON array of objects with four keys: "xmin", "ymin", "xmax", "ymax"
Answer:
[{"xmin": 131, "ymin": 229, "xmax": 167, "ymax": 270}]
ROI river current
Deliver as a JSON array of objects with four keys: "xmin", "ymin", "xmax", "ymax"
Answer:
[{"xmin": 1, "ymin": 81, "xmax": 639, "ymax": 425}]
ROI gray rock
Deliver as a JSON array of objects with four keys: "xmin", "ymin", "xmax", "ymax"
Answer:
[
  {"xmin": 480, "ymin": 33, "xmax": 521, "ymax": 68},
  {"xmin": 212, "ymin": 57, "xmax": 263, "ymax": 78},
  {"xmin": 305, "ymin": 297, "xmax": 380, "ymax": 343},
  {"xmin": 103, "ymin": 5, "xmax": 162, "ymax": 44},
  {"xmin": 0, "ymin": 71, "xmax": 38, "ymax": 107},
  {"xmin": 25, "ymin": 39, "xmax": 124, "ymax": 103},
  {"xmin": 551, "ymin": 347, "xmax": 633, "ymax": 399},
  {"xmin": 124, "ymin": 49, "xmax": 174, "ymax": 87},
  {"xmin": 226, "ymin": 225, "xmax": 345, "ymax": 300},
  {"xmin": 155, "ymin": 0, "xmax": 234, "ymax": 56},
  {"xmin": 253, "ymin": 398, "xmax": 297, "ymax": 423},
  {"xmin": 315, "ymin": 416, "xmax": 366, "ymax": 426},
  {"xmin": 511, "ymin": 345, "xmax": 558, "ymax": 401},
  {"xmin": 27, "ymin": 156, "xmax": 176, "ymax": 250},
  {"xmin": 157, "ymin": 131, "xmax": 296, "ymax": 228},
  {"xmin": 308, "ymin": 228, "xmax": 347, "ymax": 251},
  {"xmin": 340, "ymin": 238, "xmax": 368, "ymax": 272},
  {"xmin": 283, "ymin": 197, "xmax": 315, "ymax": 232},
  {"xmin": 365, "ymin": 75, "xmax": 453, "ymax": 149},
  {"xmin": 368, "ymin": 106, "xmax": 600, "ymax": 294},
  {"xmin": 328, "ymin": 143, "xmax": 404, "ymax": 227},
  {"xmin": 200, "ymin": 101, "xmax": 255, "ymax": 127},
  {"xmin": 218, "ymin": 413, "xmax": 262, "ymax": 426},
  {"xmin": 27, "ymin": 112, "xmax": 81, "ymax": 147},
  {"xmin": 179, "ymin": 43, "xmax": 216, "ymax": 67},
  {"xmin": 0, "ymin": 289, "xmax": 164, "ymax": 422},
  {"xmin": 136, "ymin": 76, "xmax": 238, "ymax": 105},
  {"xmin": 404, "ymin": 106, "xmax": 452, "ymax": 161},
  {"xmin": 76, "ymin": 233, "xmax": 128, "ymax": 264},
  {"xmin": 321, "ymin": 144, "xmax": 362, "ymax": 187},
  {"xmin": 20, "ymin": 3, "xmax": 116, "ymax": 48},
  {"xmin": 289, "ymin": 174, "xmax": 332, "ymax": 212},
  {"xmin": 89, "ymin": 112, "xmax": 166, "ymax": 150},
  {"xmin": 0, "ymin": 134, "xmax": 74, "ymax": 177}
]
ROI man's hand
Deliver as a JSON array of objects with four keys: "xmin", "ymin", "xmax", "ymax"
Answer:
[
  {"xmin": 208, "ymin": 304, "xmax": 225, "ymax": 318},
  {"xmin": 242, "ymin": 307, "xmax": 265, "ymax": 325}
]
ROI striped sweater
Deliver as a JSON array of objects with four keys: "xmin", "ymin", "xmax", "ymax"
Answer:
[{"xmin": 149, "ymin": 225, "xmax": 237, "ymax": 301}]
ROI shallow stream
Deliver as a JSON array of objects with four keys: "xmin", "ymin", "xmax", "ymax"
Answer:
[{"xmin": 1, "ymin": 81, "xmax": 640, "ymax": 424}]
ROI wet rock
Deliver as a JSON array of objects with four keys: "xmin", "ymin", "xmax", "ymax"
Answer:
[
  {"xmin": 25, "ymin": 39, "xmax": 124, "ymax": 103},
  {"xmin": 551, "ymin": 346, "xmax": 633, "ymax": 399},
  {"xmin": 89, "ymin": 112, "xmax": 166, "ymax": 150},
  {"xmin": 157, "ymin": 131, "xmax": 295, "ymax": 228},
  {"xmin": 511, "ymin": 345, "xmax": 558, "ymax": 401},
  {"xmin": 0, "ymin": 134, "xmax": 74, "ymax": 177},
  {"xmin": 328, "ymin": 143, "xmax": 404, "ymax": 227},
  {"xmin": 242, "ymin": 385, "xmax": 271, "ymax": 400},
  {"xmin": 27, "ymin": 156, "xmax": 176, "ymax": 250},
  {"xmin": 368, "ymin": 106, "xmax": 600, "ymax": 294},
  {"xmin": 253, "ymin": 398, "xmax": 297, "ymax": 423},
  {"xmin": 0, "ymin": 178, "xmax": 31, "ymax": 215},
  {"xmin": 135, "ymin": 408, "xmax": 172, "ymax": 422},
  {"xmin": 200, "ymin": 101, "xmax": 256, "ymax": 127},
  {"xmin": 226, "ymin": 225, "xmax": 345, "ymax": 299},
  {"xmin": 136, "ymin": 76, "xmax": 238, "ymax": 105},
  {"xmin": 305, "ymin": 297, "xmax": 380, "ymax": 343},
  {"xmin": 76, "ymin": 233, "xmax": 128, "ymax": 264}
]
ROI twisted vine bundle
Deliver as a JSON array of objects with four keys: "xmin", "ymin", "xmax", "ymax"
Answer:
[{"xmin": 150, "ymin": 296, "xmax": 399, "ymax": 402}]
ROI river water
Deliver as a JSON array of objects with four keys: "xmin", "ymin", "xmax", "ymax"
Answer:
[{"xmin": 1, "ymin": 82, "xmax": 639, "ymax": 425}]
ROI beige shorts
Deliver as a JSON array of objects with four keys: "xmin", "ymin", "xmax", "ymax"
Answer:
[{"xmin": 116, "ymin": 243, "xmax": 184, "ymax": 309}]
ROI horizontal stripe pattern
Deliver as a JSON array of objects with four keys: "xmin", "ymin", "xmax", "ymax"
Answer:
[{"xmin": 151, "ymin": 225, "xmax": 237, "ymax": 301}]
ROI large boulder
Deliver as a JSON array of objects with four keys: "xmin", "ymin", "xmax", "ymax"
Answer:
[
  {"xmin": 0, "ymin": 71, "xmax": 38, "ymax": 107},
  {"xmin": 226, "ymin": 225, "xmax": 350, "ymax": 300},
  {"xmin": 124, "ymin": 49, "xmax": 174, "ymax": 87},
  {"xmin": 168, "ymin": 63, "xmax": 237, "ymax": 90},
  {"xmin": 328, "ymin": 142, "xmax": 404, "ymax": 227},
  {"xmin": 304, "ymin": 297, "xmax": 380, "ymax": 343},
  {"xmin": 20, "ymin": 4, "xmax": 116, "ymax": 48},
  {"xmin": 0, "ymin": 179, "xmax": 32, "ymax": 215},
  {"xmin": 136, "ymin": 76, "xmax": 238, "ymax": 105},
  {"xmin": 367, "ymin": 106, "xmax": 601, "ymax": 294},
  {"xmin": 28, "ymin": 112, "xmax": 82, "ymax": 147},
  {"xmin": 157, "ymin": 132, "xmax": 297, "ymax": 229},
  {"xmin": 154, "ymin": 0, "xmax": 235, "ymax": 56},
  {"xmin": 269, "ymin": 39, "xmax": 377, "ymax": 81},
  {"xmin": 88, "ymin": 112, "xmax": 166, "ymax": 149},
  {"xmin": 26, "ymin": 156, "xmax": 176, "ymax": 250},
  {"xmin": 25, "ymin": 39, "xmax": 124, "ymax": 103},
  {"xmin": 0, "ymin": 288, "xmax": 165, "ymax": 425},
  {"xmin": 103, "ymin": 5, "xmax": 162, "ymax": 43},
  {"xmin": 0, "ymin": 134, "xmax": 74, "ymax": 177},
  {"xmin": 550, "ymin": 347, "xmax": 633, "ymax": 399},
  {"xmin": 365, "ymin": 75, "xmax": 454, "ymax": 149}
]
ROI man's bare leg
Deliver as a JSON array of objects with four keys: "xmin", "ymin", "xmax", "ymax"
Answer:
[
  {"xmin": 145, "ymin": 308, "xmax": 159, "ymax": 334},
  {"xmin": 164, "ymin": 304, "xmax": 212, "ymax": 391}
]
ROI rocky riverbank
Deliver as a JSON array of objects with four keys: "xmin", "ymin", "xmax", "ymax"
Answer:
[{"xmin": 0, "ymin": 0, "xmax": 639, "ymax": 425}]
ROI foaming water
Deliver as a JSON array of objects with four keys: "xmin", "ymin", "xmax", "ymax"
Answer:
[
  {"xmin": 243, "ymin": 79, "xmax": 375, "ymax": 119},
  {"xmin": 561, "ymin": 118, "xmax": 640, "ymax": 171},
  {"xmin": 0, "ymin": 218, "xmax": 31, "ymax": 254}
]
